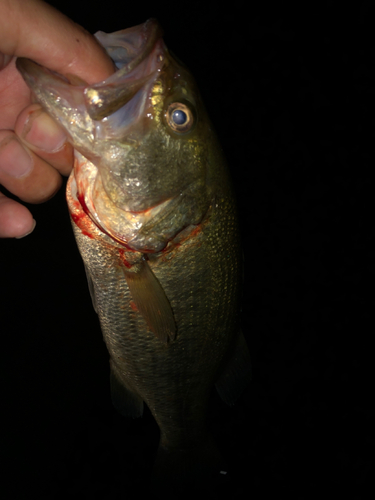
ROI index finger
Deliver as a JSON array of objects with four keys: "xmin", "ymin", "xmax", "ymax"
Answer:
[{"xmin": 0, "ymin": 0, "xmax": 115, "ymax": 83}]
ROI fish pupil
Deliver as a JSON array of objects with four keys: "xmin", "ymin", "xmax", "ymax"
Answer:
[{"xmin": 172, "ymin": 109, "xmax": 187, "ymax": 125}]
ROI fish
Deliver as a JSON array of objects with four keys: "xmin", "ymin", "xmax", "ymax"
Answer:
[{"xmin": 16, "ymin": 19, "xmax": 251, "ymax": 490}]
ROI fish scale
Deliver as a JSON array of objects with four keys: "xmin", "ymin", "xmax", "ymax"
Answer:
[
  {"xmin": 17, "ymin": 19, "xmax": 251, "ymax": 484},
  {"xmin": 67, "ymin": 178, "xmax": 242, "ymax": 448}
]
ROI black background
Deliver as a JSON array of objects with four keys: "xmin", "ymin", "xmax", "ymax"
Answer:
[{"xmin": 1, "ymin": 1, "xmax": 374, "ymax": 498}]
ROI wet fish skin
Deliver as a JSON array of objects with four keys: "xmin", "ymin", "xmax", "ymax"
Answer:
[
  {"xmin": 16, "ymin": 19, "xmax": 250, "ymax": 481},
  {"xmin": 67, "ymin": 171, "xmax": 243, "ymax": 446}
]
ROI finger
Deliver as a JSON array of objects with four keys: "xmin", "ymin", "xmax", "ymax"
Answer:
[
  {"xmin": 0, "ymin": 0, "xmax": 115, "ymax": 83},
  {"xmin": 0, "ymin": 131, "xmax": 62, "ymax": 204},
  {"xmin": 14, "ymin": 104, "xmax": 74, "ymax": 176},
  {"xmin": 0, "ymin": 191, "xmax": 35, "ymax": 238}
]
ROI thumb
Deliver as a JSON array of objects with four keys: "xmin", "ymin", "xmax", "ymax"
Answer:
[{"xmin": 0, "ymin": 0, "xmax": 114, "ymax": 83}]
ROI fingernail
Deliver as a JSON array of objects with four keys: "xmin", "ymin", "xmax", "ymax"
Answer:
[
  {"xmin": 0, "ymin": 136, "xmax": 33, "ymax": 178},
  {"xmin": 0, "ymin": 52, "xmax": 13, "ymax": 70},
  {"xmin": 15, "ymin": 219, "xmax": 37, "ymax": 239},
  {"xmin": 22, "ymin": 109, "xmax": 66, "ymax": 152}
]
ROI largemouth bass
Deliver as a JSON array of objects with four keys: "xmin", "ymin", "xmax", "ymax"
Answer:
[{"xmin": 16, "ymin": 19, "xmax": 251, "ymax": 488}]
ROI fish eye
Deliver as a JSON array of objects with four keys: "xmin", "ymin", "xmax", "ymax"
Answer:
[
  {"xmin": 172, "ymin": 109, "xmax": 187, "ymax": 125},
  {"xmin": 166, "ymin": 102, "xmax": 194, "ymax": 133}
]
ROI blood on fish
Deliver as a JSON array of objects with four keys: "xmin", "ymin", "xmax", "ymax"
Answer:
[
  {"xmin": 161, "ymin": 223, "xmax": 203, "ymax": 253},
  {"xmin": 130, "ymin": 301, "xmax": 138, "ymax": 311},
  {"xmin": 189, "ymin": 226, "xmax": 202, "ymax": 238},
  {"xmin": 75, "ymin": 185, "xmax": 135, "ymax": 251},
  {"xmin": 77, "ymin": 191, "xmax": 90, "ymax": 217},
  {"xmin": 69, "ymin": 199, "xmax": 94, "ymax": 239},
  {"xmin": 118, "ymin": 248, "xmax": 132, "ymax": 269}
]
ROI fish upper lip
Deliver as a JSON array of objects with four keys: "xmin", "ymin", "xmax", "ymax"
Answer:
[{"xmin": 17, "ymin": 19, "xmax": 177, "ymax": 252}]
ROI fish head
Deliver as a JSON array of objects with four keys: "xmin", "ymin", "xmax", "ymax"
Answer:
[{"xmin": 17, "ymin": 19, "xmax": 221, "ymax": 252}]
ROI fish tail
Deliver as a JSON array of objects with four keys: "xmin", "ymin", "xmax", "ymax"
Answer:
[{"xmin": 150, "ymin": 433, "xmax": 227, "ymax": 495}]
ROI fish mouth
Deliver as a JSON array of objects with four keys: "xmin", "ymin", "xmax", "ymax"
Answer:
[
  {"xmin": 16, "ymin": 18, "xmax": 165, "ymax": 134},
  {"xmin": 84, "ymin": 19, "xmax": 164, "ymax": 120},
  {"xmin": 16, "ymin": 20, "xmax": 167, "ymax": 214},
  {"xmin": 16, "ymin": 20, "xmax": 197, "ymax": 252}
]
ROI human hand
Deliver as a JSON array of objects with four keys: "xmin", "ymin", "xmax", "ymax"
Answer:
[{"xmin": 0, "ymin": 0, "xmax": 114, "ymax": 238}]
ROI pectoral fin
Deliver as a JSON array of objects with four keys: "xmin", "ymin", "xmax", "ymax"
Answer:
[
  {"xmin": 215, "ymin": 330, "xmax": 251, "ymax": 405},
  {"xmin": 122, "ymin": 257, "xmax": 176, "ymax": 343}
]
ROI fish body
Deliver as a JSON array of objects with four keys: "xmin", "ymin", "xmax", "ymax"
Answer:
[{"xmin": 17, "ymin": 19, "xmax": 250, "ymax": 484}]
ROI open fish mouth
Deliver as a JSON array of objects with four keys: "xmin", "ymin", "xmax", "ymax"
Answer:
[
  {"xmin": 16, "ymin": 19, "xmax": 165, "ymax": 146},
  {"xmin": 16, "ymin": 19, "xmax": 210, "ymax": 253},
  {"xmin": 85, "ymin": 19, "xmax": 164, "ymax": 120},
  {"xmin": 16, "ymin": 20, "xmax": 169, "ymax": 223}
]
